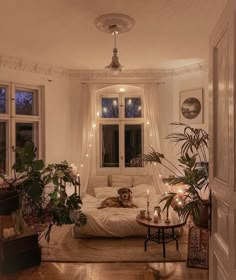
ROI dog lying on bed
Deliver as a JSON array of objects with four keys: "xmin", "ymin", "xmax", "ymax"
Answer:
[{"xmin": 98, "ymin": 187, "xmax": 137, "ymax": 209}]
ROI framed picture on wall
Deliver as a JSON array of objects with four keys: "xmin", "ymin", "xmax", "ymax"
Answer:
[{"xmin": 179, "ymin": 88, "xmax": 203, "ymax": 124}]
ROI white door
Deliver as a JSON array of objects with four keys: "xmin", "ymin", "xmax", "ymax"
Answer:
[{"xmin": 209, "ymin": 0, "xmax": 236, "ymax": 279}]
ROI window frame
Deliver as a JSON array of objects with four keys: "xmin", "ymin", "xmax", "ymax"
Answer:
[
  {"xmin": 0, "ymin": 82, "xmax": 44, "ymax": 175},
  {"xmin": 96, "ymin": 90, "xmax": 145, "ymax": 175}
]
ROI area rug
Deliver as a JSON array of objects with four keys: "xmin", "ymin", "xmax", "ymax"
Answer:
[
  {"xmin": 187, "ymin": 226, "xmax": 209, "ymax": 269},
  {"xmin": 40, "ymin": 225, "xmax": 188, "ymax": 263}
]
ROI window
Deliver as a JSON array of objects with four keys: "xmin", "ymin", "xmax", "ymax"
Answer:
[
  {"xmin": 125, "ymin": 124, "xmax": 143, "ymax": 167},
  {"xmin": 0, "ymin": 83, "xmax": 44, "ymax": 175},
  {"xmin": 97, "ymin": 86, "xmax": 144, "ymax": 172},
  {"xmin": 101, "ymin": 124, "xmax": 119, "ymax": 167},
  {"xmin": 101, "ymin": 97, "xmax": 119, "ymax": 118}
]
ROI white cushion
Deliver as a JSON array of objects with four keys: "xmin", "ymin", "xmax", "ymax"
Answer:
[
  {"xmin": 94, "ymin": 186, "xmax": 121, "ymax": 199},
  {"xmin": 87, "ymin": 176, "xmax": 108, "ymax": 196},
  {"xmin": 132, "ymin": 175, "xmax": 153, "ymax": 187},
  {"xmin": 111, "ymin": 175, "xmax": 132, "ymax": 188},
  {"xmin": 131, "ymin": 184, "xmax": 156, "ymax": 198}
]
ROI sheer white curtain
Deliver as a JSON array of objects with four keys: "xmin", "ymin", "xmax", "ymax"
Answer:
[
  {"xmin": 77, "ymin": 83, "xmax": 96, "ymax": 197},
  {"xmin": 144, "ymin": 84, "xmax": 166, "ymax": 194}
]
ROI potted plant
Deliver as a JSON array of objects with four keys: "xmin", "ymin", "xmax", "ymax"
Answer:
[
  {"xmin": 142, "ymin": 123, "xmax": 209, "ymax": 229},
  {"xmin": 0, "ymin": 141, "xmax": 87, "ymax": 241}
]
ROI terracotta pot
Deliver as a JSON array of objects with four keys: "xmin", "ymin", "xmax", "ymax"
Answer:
[{"xmin": 194, "ymin": 200, "xmax": 210, "ymax": 229}]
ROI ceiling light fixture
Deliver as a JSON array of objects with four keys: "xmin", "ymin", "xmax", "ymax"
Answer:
[
  {"xmin": 105, "ymin": 24, "xmax": 124, "ymax": 75},
  {"xmin": 95, "ymin": 13, "xmax": 135, "ymax": 75}
]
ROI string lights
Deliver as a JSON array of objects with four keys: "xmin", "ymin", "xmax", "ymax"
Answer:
[{"xmin": 69, "ymin": 119, "xmax": 97, "ymax": 190}]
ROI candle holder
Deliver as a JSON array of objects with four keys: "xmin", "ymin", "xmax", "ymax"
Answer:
[
  {"xmin": 146, "ymin": 201, "xmax": 152, "ymax": 221},
  {"xmin": 74, "ymin": 175, "xmax": 80, "ymax": 196},
  {"xmin": 164, "ymin": 208, "xmax": 171, "ymax": 224}
]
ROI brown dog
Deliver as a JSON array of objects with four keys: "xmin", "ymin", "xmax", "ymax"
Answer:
[{"xmin": 98, "ymin": 187, "xmax": 137, "ymax": 209}]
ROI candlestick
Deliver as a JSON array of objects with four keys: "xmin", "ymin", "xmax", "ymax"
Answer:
[
  {"xmin": 146, "ymin": 200, "xmax": 152, "ymax": 221},
  {"xmin": 76, "ymin": 174, "xmax": 80, "ymax": 196},
  {"xmin": 165, "ymin": 207, "xmax": 170, "ymax": 224}
]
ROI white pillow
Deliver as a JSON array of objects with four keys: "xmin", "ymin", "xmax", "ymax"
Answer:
[
  {"xmin": 111, "ymin": 175, "xmax": 132, "ymax": 188},
  {"xmin": 132, "ymin": 175, "xmax": 153, "ymax": 187},
  {"xmin": 94, "ymin": 186, "xmax": 121, "ymax": 199},
  {"xmin": 87, "ymin": 176, "xmax": 108, "ymax": 196},
  {"xmin": 131, "ymin": 184, "xmax": 156, "ymax": 198}
]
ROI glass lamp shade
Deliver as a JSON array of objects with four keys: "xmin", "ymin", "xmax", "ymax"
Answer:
[{"xmin": 105, "ymin": 48, "xmax": 124, "ymax": 75}]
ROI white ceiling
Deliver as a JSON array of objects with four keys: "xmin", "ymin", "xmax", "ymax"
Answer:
[{"xmin": 0, "ymin": 0, "xmax": 227, "ymax": 70}]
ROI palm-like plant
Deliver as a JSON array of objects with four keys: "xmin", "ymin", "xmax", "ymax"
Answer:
[{"xmin": 142, "ymin": 123, "xmax": 209, "ymax": 228}]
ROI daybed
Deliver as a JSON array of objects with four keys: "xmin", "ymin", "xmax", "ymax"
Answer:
[{"xmin": 72, "ymin": 175, "xmax": 178, "ymax": 238}]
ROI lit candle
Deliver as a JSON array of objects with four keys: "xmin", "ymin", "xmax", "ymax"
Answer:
[
  {"xmin": 147, "ymin": 189, "xmax": 150, "ymax": 202},
  {"xmin": 70, "ymin": 163, "xmax": 78, "ymax": 175},
  {"xmin": 76, "ymin": 174, "xmax": 80, "ymax": 184},
  {"xmin": 3, "ymin": 228, "xmax": 9, "ymax": 239},
  {"xmin": 153, "ymin": 210, "xmax": 158, "ymax": 223},
  {"xmin": 8, "ymin": 227, "xmax": 15, "ymax": 237}
]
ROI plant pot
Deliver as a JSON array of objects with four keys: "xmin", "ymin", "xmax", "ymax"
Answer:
[
  {"xmin": 193, "ymin": 200, "xmax": 210, "ymax": 229},
  {"xmin": 0, "ymin": 189, "xmax": 19, "ymax": 215}
]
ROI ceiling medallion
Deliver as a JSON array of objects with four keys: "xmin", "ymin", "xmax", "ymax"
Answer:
[{"xmin": 94, "ymin": 13, "xmax": 135, "ymax": 34}]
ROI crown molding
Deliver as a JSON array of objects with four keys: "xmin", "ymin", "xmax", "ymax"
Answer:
[
  {"xmin": 0, "ymin": 55, "xmax": 71, "ymax": 79},
  {"xmin": 0, "ymin": 54, "xmax": 207, "ymax": 81},
  {"xmin": 171, "ymin": 61, "xmax": 208, "ymax": 76}
]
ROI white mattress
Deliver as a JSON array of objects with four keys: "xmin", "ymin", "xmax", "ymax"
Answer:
[{"xmin": 72, "ymin": 194, "xmax": 178, "ymax": 238}]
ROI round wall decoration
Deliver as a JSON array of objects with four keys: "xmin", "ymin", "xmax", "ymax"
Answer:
[{"xmin": 179, "ymin": 88, "xmax": 203, "ymax": 124}]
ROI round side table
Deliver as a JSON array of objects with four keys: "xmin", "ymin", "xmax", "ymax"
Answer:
[{"xmin": 136, "ymin": 216, "xmax": 185, "ymax": 258}]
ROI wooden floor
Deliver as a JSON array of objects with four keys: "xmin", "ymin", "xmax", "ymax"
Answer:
[{"xmin": 0, "ymin": 262, "xmax": 208, "ymax": 280}]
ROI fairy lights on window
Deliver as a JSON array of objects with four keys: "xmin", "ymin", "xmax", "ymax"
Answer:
[{"xmin": 70, "ymin": 119, "xmax": 97, "ymax": 181}]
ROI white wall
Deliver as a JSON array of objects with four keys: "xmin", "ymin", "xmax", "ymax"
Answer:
[{"xmin": 163, "ymin": 70, "xmax": 208, "ymax": 167}]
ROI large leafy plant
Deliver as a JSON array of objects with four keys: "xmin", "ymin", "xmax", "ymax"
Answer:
[
  {"xmin": 142, "ymin": 123, "xmax": 209, "ymax": 226},
  {"xmin": 0, "ymin": 141, "xmax": 86, "ymax": 241}
]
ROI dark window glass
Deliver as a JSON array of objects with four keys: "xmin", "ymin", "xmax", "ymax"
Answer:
[
  {"xmin": 0, "ymin": 87, "xmax": 6, "ymax": 114},
  {"xmin": 0, "ymin": 122, "xmax": 7, "ymax": 174},
  {"xmin": 15, "ymin": 90, "xmax": 37, "ymax": 115},
  {"xmin": 102, "ymin": 98, "xmax": 119, "ymax": 118},
  {"xmin": 125, "ymin": 124, "xmax": 143, "ymax": 167},
  {"xmin": 16, "ymin": 123, "xmax": 36, "ymax": 147},
  {"xmin": 101, "ymin": 124, "xmax": 119, "ymax": 167},
  {"xmin": 125, "ymin": 97, "xmax": 142, "ymax": 118}
]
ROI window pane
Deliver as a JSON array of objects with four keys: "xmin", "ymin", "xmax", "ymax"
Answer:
[
  {"xmin": 101, "ymin": 124, "xmax": 119, "ymax": 167},
  {"xmin": 15, "ymin": 90, "xmax": 38, "ymax": 115},
  {"xmin": 125, "ymin": 124, "xmax": 143, "ymax": 167},
  {"xmin": 0, "ymin": 122, "xmax": 7, "ymax": 174},
  {"xmin": 101, "ymin": 98, "xmax": 119, "ymax": 118},
  {"xmin": 16, "ymin": 122, "xmax": 38, "ymax": 148},
  {"xmin": 0, "ymin": 87, "xmax": 7, "ymax": 114},
  {"xmin": 125, "ymin": 97, "xmax": 142, "ymax": 118}
]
